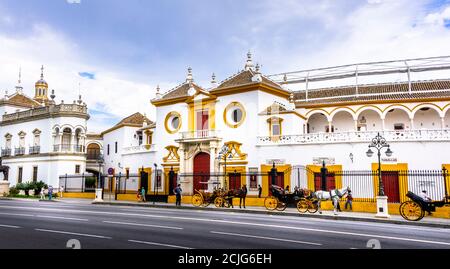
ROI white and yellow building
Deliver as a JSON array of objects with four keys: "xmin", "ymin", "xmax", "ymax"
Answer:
[{"xmin": 96, "ymin": 54, "xmax": 450, "ymax": 206}]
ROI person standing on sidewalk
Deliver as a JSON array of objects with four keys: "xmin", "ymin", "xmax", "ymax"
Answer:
[
  {"xmin": 40, "ymin": 186, "xmax": 46, "ymax": 200},
  {"xmin": 174, "ymin": 184, "xmax": 182, "ymax": 206},
  {"xmin": 239, "ymin": 185, "xmax": 248, "ymax": 209},
  {"xmin": 48, "ymin": 185, "xmax": 53, "ymax": 201},
  {"xmin": 59, "ymin": 186, "xmax": 64, "ymax": 198},
  {"xmin": 258, "ymin": 185, "xmax": 262, "ymax": 198},
  {"xmin": 345, "ymin": 190, "xmax": 353, "ymax": 210}
]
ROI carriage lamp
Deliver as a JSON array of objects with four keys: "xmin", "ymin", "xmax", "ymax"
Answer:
[
  {"xmin": 385, "ymin": 147, "xmax": 393, "ymax": 157},
  {"xmin": 349, "ymin": 153, "xmax": 354, "ymax": 163},
  {"xmin": 366, "ymin": 148, "xmax": 374, "ymax": 158}
]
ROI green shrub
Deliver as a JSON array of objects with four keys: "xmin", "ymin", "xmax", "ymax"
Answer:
[
  {"xmin": 34, "ymin": 181, "xmax": 48, "ymax": 194},
  {"xmin": 8, "ymin": 187, "xmax": 19, "ymax": 196},
  {"xmin": 85, "ymin": 177, "xmax": 96, "ymax": 188}
]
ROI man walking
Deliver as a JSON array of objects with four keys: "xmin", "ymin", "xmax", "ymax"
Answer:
[
  {"xmin": 240, "ymin": 184, "xmax": 248, "ymax": 209},
  {"xmin": 258, "ymin": 184, "xmax": 262, "ymax": 198},
  {"xmin": 140, "ymin": 187, "xmax": 146, "ymax": 202},
  {"xmin": 174, "ymin": 184, "xmax": 182, "ymax": 206},
  {"xmin": 345, "ymin": 190, "xmax": 353, "ymax": 210}
]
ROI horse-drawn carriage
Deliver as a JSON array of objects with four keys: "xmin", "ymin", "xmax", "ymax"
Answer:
[
  {"xmin": 191, "ymin": 188, "xmax": 223, "ymax": 208},
  {"xmin": 399, "ymin": 191, "xmax": 450, "ymax": 221},
  {"xmin": 264, "ymin": 185, "xmax": 318, "ymax": 213}
]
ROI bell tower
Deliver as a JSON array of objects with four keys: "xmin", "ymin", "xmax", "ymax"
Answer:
[{"xmin": 34, "ymin": 65, "xmax": 48, "ymax": 103}]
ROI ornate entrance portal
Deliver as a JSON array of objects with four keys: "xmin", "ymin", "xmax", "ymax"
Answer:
[{"xmin": 193, "ymin": 152, "xmax": 210, "ymax": 191}]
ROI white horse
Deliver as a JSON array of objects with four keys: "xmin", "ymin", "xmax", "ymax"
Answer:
[{"xmin": 314, "ymin": 186, "xmax": 351, "ymax": 215}]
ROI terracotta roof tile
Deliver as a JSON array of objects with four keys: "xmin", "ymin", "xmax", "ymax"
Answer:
[
  {"xmin": 215, "ymin": 70, "xmax": 285, "ymax": 91},
  {"xmin": 0, "ymin": 93, "xmax": 41, "ymax": 108},
  {"xmin": 116, "ymin": 112, "xmax": 153, "ymax": 126},
  {"xmin": 158, "ymin": 82, "xmax": 206, "ymax": 101},
  {"xmin": 294, "ymin": 79, "xmax": 450, "ymax": 106}
]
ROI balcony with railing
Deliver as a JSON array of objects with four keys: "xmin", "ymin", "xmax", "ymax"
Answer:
[
  {"xmin": 122, "ymin": 144, "xmax": 156, "ymax": 155},
  {"xmin": 29, "ymin": 146, "xmax": 40, "ymax": 155},
  {"xmin": 14, "ymin": 147, "xmax": 25, "ymax": 156},
  {"xmin": 1, "ymin": 148, "xmax": 11, "ymax": 157},
  {"xmin": 256, "ymin": 129, "xmax": 450, "ymax": 146},
  {"xmin": 53, "ymin": 144, "xmax": 86, "ymax": 153},
  {"xmin": 178, "ymin": 130, "xmax": 221, "ymax": 141}
]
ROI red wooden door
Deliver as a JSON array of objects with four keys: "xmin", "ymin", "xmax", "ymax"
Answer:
[
  {"xmin": 228, "ymin": 173, "xmax": 241, "ymax": 190},
  {"xmin": 314, "ymin": 173, "xmax": 336, "ymax": 191},
  {"xmin": 275, "ymin": 172, "xmax": 284, "ymax": 189},
  {"xmin": 381, "ymin": 171, "xmax": 400, "ymax": 203},
  {"xmin": 193, "ymin": 152, "xmax": 210, "ymax": 191}
]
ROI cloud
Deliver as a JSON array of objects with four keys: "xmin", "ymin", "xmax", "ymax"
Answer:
[
  {"xmin": 78, "ymin": 72, "xmax": 95, "ymax": 80},
  {"xmin": 67, "ymin": 0, "xmax": 81, "ymax": 4},
  {"xmin": 0, "ymin": 22, "xmax": 156, "ymax": 134}
]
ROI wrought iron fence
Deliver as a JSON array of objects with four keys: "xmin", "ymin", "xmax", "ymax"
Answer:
[{"xmin": 59, "ymin": 173, "xmax": 97, "ymax": 193}]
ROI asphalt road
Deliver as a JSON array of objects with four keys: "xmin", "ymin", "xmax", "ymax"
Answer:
[{"xmin": 0, "ymin": 199, "xmax": 449, "ymax": 249}]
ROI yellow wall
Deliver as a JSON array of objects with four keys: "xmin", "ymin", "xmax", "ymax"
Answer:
[
  {"xmin": 442, "ymin": 164, "xmax": 450, "ymax": 197},
  {"xmin": 371, "ymin": 163, "xmax": 408, "ymax": 202},
  {"xmin": 117, "ymin": 193, "xmax": 139, "ymax": 202},
  {"xmin": 62, "ymin": 192, "xmax": 95, "ymax": 199},
  {"xmin": 260, "ymin": 164, "xmax": 291, "ymax": 197}
]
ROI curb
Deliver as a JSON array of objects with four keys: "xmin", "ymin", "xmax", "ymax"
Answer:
[{"xmin": 92, "ymin": 201, "xmax": 450, "ymax": 229}]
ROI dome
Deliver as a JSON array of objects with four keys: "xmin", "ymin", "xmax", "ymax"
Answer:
[{"xmin": 35, "ymin": 65, "xmax": 48, "ymax": 88}]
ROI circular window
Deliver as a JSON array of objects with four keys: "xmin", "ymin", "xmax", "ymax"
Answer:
[
  {"xmin": 224, "ymin": 102, "xmax": 246, "ymax": 128},
  {"xmin": 165, "ymin": 112, "xmax": 182, "ymax": 134}
]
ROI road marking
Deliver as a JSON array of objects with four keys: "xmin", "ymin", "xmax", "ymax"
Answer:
[
  {"xmin": 128, "ymin": 239, "xmax": 192, "ymax": 249},
  {"xmin": 0, "ymin": 212, "xmax": 34, "ymax": 217},
  {"xmin": 35, "ymin": 229, "xmax": 112, "ymax": 239},
  {"xmin": 210, "ymin": 231, "xmax": 322, "ymax": 246},
  {"xmin": 0, "ymin": 224, "xmax": 21, "ymax": 229},
  {"xmin": 36, "ymin": 215, "xmax": 89, "ymax": 222},
  {"xmin": 3, "ymin": 205, "xmax": 449, "ymax": 246},
  {"xmin": 103, "ymin": 221, "xmax": 182, "ymax": 230}
]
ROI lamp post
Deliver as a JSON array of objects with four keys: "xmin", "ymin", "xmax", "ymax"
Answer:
[
  {"xmin": 218, "ymin": 145, "xmax": 232, "ymax": 190},
  {"xmin": 94, "ymin": 154, "xmax": 104, "ymax": 202},
  {"xmin": 366, "ymin": 132, "xmax": 393, "ymax": 218},
  {"xmin": 153, "ymin": 163, "xmax": 157, "ymax": 205}
]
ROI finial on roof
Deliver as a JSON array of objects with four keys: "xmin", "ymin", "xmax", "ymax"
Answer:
[
  {"xmin": 255, "ymin": 63, "xmax": 260, "ymax": 73},
  {"xmin": 15, "ymin": 67, "xmax": 24, "ymax": 94},
  {"xmin": 210, "ymin": 73, "xmax": 217, "ymax": 88},
  {"xmin": 4, "ymin": 90, "xmax": 8, "ymax": 99},
  {"xmin": 50, "ymin": 89, "xmax": 56, "ymax": 100},
  {"xmin": 251, "ymin": 62, "xmax": 262, "ymax": 82},
  {"xmin": 283, "ymin": 74, "xmax": 287, "ymax": 82},
  {"xmin": 186, "ymin": 67, "xmax": 193, "ymax": 83},
  {"xmin": 155, "ymin": 85, "xmax": 162, "ymax": 99},
  {"xmin": 245, "ymin": 51, "xmax": 254, "ymax": 71},
  {"xmin": 40, "ymin": 65, "xmax": 44, "ymax": 80},
  {"xmin": 77, "ymin": 94, "xmax": 83, "ymax": 105}
]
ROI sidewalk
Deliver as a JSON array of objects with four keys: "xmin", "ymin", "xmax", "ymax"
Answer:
[{"xmin": 92, "ymin": 199, "xmax": 450, "ymax": 229}]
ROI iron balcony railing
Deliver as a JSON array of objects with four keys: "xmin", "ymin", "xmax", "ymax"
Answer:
[
  {"xmin": 87, "ymin": 152, "xmax": 103, "ymax": 160},
  {"xmin": 1, "ymin": 148, "xmax": 11, "ymax": 157},
  {"xmin": 29, "ymin": 146, "xmax": 41, "ymax": 155},
  {"xmin": 14, "ymin": 147, "xmax": 25, "ymax": 156}
]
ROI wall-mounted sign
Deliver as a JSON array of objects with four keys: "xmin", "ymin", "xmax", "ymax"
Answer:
[
  {"xmin": 381, "ymin": 157, "xmax": 397, "ymax": 163},
  {"xmin": 266, "ymin": 159, "xmax": 285, "ymax": 165},
  {"xmin": 108, "ymin": 168, "xmax": 114, "ymax": 175},
  {"xmin": 313, "ymin": 157, "xmax": 335, "ymax": 165}
]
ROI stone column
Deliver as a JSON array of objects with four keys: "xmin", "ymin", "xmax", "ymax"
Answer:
[
  {"xmin": 410, "ymin": 118, "xmax": 414, "ymax": 130},
  {"xmin": 354, "ymin": 120, "xmax": 358, "ymax": 131},
  {"xmin": 328, "ymin": 121, "xmax": 332, "ymax": 133},
  {"xmin": 381, "ymin": 118, "xmax": 386, "ymax": 131},
  {"xmin": 441, "ymin": 117, "xmax": 445, "ymax": 129}
]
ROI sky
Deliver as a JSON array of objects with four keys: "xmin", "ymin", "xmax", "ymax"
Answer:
[{"xmin": 0, "ymin": 0, "xmax": 450, "ymax": 133}]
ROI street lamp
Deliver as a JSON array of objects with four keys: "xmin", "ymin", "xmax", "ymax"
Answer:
[
  {"xmin": 218, "ymin": 145, "xmax": 232, "ymax": 190},
  {"xmin": 366, "ymin": 132, "xmax": 393, "ymax": 196},
  {"xmin": 93, "ymin": 154, "xmax": 104, "ymax": 202},
  {"xmin": 153, "ymin": 163, "xmax": 157, "ymax": 205}
]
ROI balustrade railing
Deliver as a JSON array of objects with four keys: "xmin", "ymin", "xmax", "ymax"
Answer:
[
  {"xmin": 257, "ymin": 129, "xmax": 450, "ymax": 145},
  {"xmin": 1, "ymin": 148, "xmax": 11, "ymax": 157},
  {"xmin": 180, "ymin": 130, "xmax": 220, "ymax": 140},
  {"xmin": 29, "ymin": 146, "xmax": 40, "ymax": 155}
]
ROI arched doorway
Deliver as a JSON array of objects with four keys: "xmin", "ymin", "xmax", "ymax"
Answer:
[
  {"xmin": 87, "ymin": 143, "xmax": 101, "ymax": 160},
  {"xmin": 193, "ymin": 152, "xmax": 210, "ymax": 191},
  {"xmin": 307, "ymin": 113, "xmax": 329, "ymax": 133},
  {"xmin": 331, "ymin": 110, "xmax": 355, "ymax": 132}
]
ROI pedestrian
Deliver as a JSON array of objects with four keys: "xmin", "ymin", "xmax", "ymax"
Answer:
[
  {"xmin": 140, "ymin": 187, "xmax": 146, "ymax": 202},
  {"xmin": 285, "ymin": 185, "xmax": 290, "ymax": 193},
  {"xmin": 136, "ymin": 190, "xmax": 142, "ymax": 202},
  {"xmin": 258, "ymin": 184, "xmax": 262, "ymax": 198},
  {"xmin": 59, "ymin": 186, "xmax": 64, "ymax": 198},
  {"xmin": 239, "ymin": 185, "xmax": 248, "ymax": 209},
  {"xmin": 40, "ymin": 186, "xmax": 46, "ymax": 200},
  {"xmin": 48, "ymin": 185, "xmax": 53, "ymax": 201},
  {"xmin": 174, "ymin": 184, "xmax": 182, "ymax": 206},
  {"xmin": 345, "ymin": 190, "xmax": 353, "ymax": 210}
]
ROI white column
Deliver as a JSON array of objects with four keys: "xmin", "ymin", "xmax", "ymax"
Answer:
[
  {"xmin": 441, "ymin": 117, "xmax": 445, "ymax": 129},
  {"xmin": 410, "ymin": 118, "xmax": 414, "ymax": 130},
  {"xmin": 328, "ymin": 121, "xmax": 332, "ymax": 133},
  {"xmin": 354, "ymin": 120, "xmax": 358, "ymax": 131},
  {"xmin": 381, "ymin": 118, "xmax": 386, "ymax": 131}
]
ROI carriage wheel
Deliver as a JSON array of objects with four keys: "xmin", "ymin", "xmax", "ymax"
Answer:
[
  {"xmin": 214, "ymin": 197, "xmax": 224, "ymax": 208},
  {"xmin": 191, "ymin": 194, "xmax": 203, "ymax": 207},
  {"xmin": 297, "ymin": 199, "xmax": 308, "ymax": 213},
  {"xmin": 307, "ymin": 199, "xmax": 319, "ymax": 213},
  {"xmin": 276, "ymin": 201, "xmax": 287, "ymax": 211},
  {"xmin": 400, "ymin": 201, "xmax": 425, "ymax": 221},
  {"xmin": 264, "ymin": 196, "xmax": 278, "ymax": 211}
]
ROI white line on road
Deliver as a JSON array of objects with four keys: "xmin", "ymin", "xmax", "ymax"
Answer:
[
  {"xmin": 103, "ymin": 221, "xmax": 182, "ymax": 230},
  {"xmin": 210, "ymin": 231, "xmax": 322, "ymax": 246},
  {"xmin": 0, "ymin": 224, "xmax": 21, "ymax": 229},
  {"xmin": 3, "ymin": 205, "xmax": 449, "ymax": 246},
  {"xmin": 128, "ymin": 239, "xmax": 192, "ymax": 249},
  {"xmin": 0, "ymin": 212, "xmax": 34, "ymax": 217},
  {"xmin": 36, "ymin": 215, "xmax": 89, "ymax": 222},
  {"xmin": 35, "ymin": 229, "xmax": 112, "ymax": 239}
]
